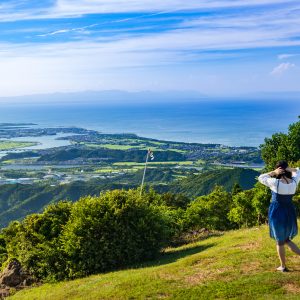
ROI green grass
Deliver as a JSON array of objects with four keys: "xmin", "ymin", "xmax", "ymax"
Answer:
[
  {"xmin": 195, "ymin": 159, "xmax": 205, "ymax": 164},
  {"xmin": 146, "ymin": 141, "xmax": 165, "ymax": 145},
  {"xmin": 8, "ymin": 224, "xmax": 300, "ymax": 300},
  {"xmin": 1, "ymin": 159, "xmax": 16, "ymax": 164},
  {"xmin": 81, "ymin": 142, "xmax": 188, "ymax": 153},
  {"xmin": 83, "ymin": 143, "xmax": 166, "ymax": 152},
  {"xmin": 94, "ymin": 168, "xmax": 116, "ymax": 173},
  {"xmin": 0, "ymin": 141, "xmax": 37, "ymax": 151},
  {"xmin": 84, "ymin": 143, "xmax": 136, "ymax": 150},
  {"xmin": 168, "ymin": 149, "xmax": 187, "ymax": 153},
  {"xmin": 113, "ymin": 161, "xmax": 194, "ymax": 167}
]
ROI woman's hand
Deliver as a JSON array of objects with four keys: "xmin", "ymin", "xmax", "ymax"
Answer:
[{"xmin": 269, "ymin": 168, "xmax": 285, "ymax": 176}]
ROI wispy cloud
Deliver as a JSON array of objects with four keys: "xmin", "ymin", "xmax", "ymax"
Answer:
[
  {"xmin": 278, "ymin": 53, "xmax": 299, "ymax": 60},
  {"xmin": 0, "ymin": 0, "xmax": 294, "ymax": 22},
  {"xmin": 53, "ymin": 0, "xmax": 293, "ymax": 16},
  {"xmin": 271, "ymin": 62, "xmax": 296, "ymax": 76},
  {"xmin": 37, "ymin": 24, "xmax": 99, "ymax": 37},
  {"xmin": 32, "ymin": 3, "xmax": 300, "ymax": 54},
  {"xmin": 36, "ymin": 10, "xmax": 180, "ymax": 37},
  {"xmin": 0, "ymin": 0, "xmax": 300, "ymax": 96}
]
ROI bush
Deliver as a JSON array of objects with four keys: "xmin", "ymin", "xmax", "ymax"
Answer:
[
  {"xmin": 228, "ymin": 182, "xmax": 272, "ymax": 228},
  {"xmin": 0, "ymin": 234, "xmax": 7, "ymax": 269},
  {"xmin": 1, "ymin": 189, "xmax": 174, "ymax": 281},
  {"xmin": 228, "ymin": 190, "xmax": 256, "ymax": 227},
  {"xmin": 2, "ymin": 201, "xmax": 73, "ymax": 281},
  {"xmin": 161, "ymin": 192, "xmax": 191, "ymax": 209},
  {"xmin": 184, "ymin": 186, "xmax": 233, "ymax": 231},
  {"xmin": 251, "ymin": 183, "xmax": 271, "ymax": 225},
  {"xmin": 60, "ymin": 189, "xmax": 172, "ymax": 279}
]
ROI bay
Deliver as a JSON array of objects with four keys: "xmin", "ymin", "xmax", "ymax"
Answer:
[{"xmin": 0, "ymin": 99, "xmax": 299, "ymax": 147}]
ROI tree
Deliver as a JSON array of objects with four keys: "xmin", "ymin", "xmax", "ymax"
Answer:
[
  {"xmin": 260, "ymin": 133, "xmax": 290, "ymax": 170},
  {"xmin": 287, "ymin": 118, "xmax": 300, "ymax": 163},
  {"xmin": 184, "ymin": 186, "xmax": 233, "ymax": 231},
  {"xmin": 251, "ymin": 183, "xmax": 271, "ymax": 225},
  {"xmin": 228, "ymin": 190, "xmax": 256, "ymax": 227},
  {"xmin": 260, "ymin": 118, "xmax": 300, "ymax": 169},
  {"xmin": 231, "ymin": 183, "xmax": 243, "ymax": 196}
]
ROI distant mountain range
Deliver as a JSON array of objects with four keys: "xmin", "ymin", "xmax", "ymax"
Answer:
[
  {"xmin": 0, "ymin": 90, "xmax": 208, "ymax": 104},
  {"xmin": 2, "ymin": 90, "xmax": 300, "ymax": 105}
]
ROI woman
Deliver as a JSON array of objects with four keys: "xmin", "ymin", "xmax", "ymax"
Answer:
[{"xmin": 258, "ymin": 161, "xmax": 300, "ymax": 272}]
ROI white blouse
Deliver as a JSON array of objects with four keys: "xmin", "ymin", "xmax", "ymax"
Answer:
[{"xmin": 258, "ymin": 168, "xmax": 300, "ymax": 195}]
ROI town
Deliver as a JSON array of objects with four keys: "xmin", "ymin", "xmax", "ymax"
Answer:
[{"xmin": 0, "ymin": 123, "xmax": 263, "ymax": 186}]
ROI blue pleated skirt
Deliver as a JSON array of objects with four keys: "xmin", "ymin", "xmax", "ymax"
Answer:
[{"xmin": 269, "ymin": 191, "xmax": 298, "ymax": 243}]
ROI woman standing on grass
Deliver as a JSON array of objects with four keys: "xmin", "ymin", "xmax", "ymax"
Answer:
[{"xmin": 258, "ymin": 161, "xmax": 300, "ymax": 272}]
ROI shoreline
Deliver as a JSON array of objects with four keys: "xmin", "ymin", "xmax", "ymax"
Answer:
[{"xmin": 0, "ymin": 100, "xmax": 298, "ymax": 147}]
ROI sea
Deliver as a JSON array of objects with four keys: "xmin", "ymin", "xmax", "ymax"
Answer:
[{"xmin": 0, "ymin": 99, "xmax": 299, "ymax": 147}]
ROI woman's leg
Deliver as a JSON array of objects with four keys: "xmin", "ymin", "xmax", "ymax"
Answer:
[
  {"xmin": 286, "ymin": 240, "xmax": 300, "ymax": 255},
  {"xmin": 276, "ymin": 244, "xmax": 286, "ymax": 267}
]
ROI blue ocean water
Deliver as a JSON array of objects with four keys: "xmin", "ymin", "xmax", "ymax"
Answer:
[{"xmin": 0, "ymin": 99, "xmax": 299, "ymax": 147}]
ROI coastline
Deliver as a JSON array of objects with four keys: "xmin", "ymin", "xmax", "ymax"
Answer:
[{"xmin": 0, "ymin": 100, "xmax": 299, "ymax": 147}]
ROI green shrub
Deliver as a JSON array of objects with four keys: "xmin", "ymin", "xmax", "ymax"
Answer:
[
  {"xmin": 1, "ymin": 190, "xmax": 173, "ymax": 281},
  {"xmin": 60, "ymin": 189, "xmax": 172, "ymax": 279},
  {"xmin": 0, "ymin": 234, "xmax": 7, "ymax": 269},
  {"xmin": 251, "ymin": 183, "xmax": 271, "ymax": 225},
  {"xmin": 2, "ymin": 201, "xmax": 72, "ymax": 281},
  {"xmin": 161, "ymin": 192, "xmax": 191, "ymax": 209},
  {"xmin": 228, "ymin": 190, "xmax": 256, "ymax": 227},
  {"xmin": 184, "ymin": 186, "xmax": 233, "ymax": 231}
]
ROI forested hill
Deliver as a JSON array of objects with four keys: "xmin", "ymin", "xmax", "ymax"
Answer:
[
  {"xmin": 36, "ymin": 148, "xmax": 185, "ymax": 162},
  {"xmin": 164, "ymin": 168, "xmax": 259, "ymax": 197},
  {"xmin": 0, "ymin": 168, "xmax": 259, "ymax": 228}
]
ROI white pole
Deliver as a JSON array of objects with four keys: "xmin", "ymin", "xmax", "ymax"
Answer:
[{"xmin": 140, "ymin": 149, "xmax": 150, "ymax": 196}]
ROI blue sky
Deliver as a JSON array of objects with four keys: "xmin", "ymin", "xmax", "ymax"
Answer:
[{"xmin": 0, "ymin": 0, "xmax": 300, "ymax": 97}]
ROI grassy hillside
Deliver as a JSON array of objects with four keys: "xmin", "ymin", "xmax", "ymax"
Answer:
[{"xmin": 8, "ymin": 223, "xmax": 300, "ymax": 300}]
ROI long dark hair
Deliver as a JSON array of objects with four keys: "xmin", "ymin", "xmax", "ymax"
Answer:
[{"xmin": 275, "ymin": 160, "xmax": 292, "ymax": 180}]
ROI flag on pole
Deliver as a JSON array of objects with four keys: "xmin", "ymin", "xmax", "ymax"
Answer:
[{"xmin": 148, "ymin": 149, "xmax": 154, "ymax": 160}]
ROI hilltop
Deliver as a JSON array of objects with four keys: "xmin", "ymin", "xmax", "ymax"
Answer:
[
  {"xmin": 7, "ymin": 224, "xmax": 300, "ymax": 300},
  {"xmin": 1, "ymin": 109, "xmax": 299, "ymax": 300}
]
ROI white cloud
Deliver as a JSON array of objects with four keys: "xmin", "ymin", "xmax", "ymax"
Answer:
[
  {"xmin": 278, "ymin": 54, "xmax": 299, "ymax": 60},
  {"xmin": 56, "ymin": 0, "xmax": 296, "ymax": 14},
  {"xmin": 35, "ymin": 2, "xmax": 300, "ymax": 42},
  {"xmin": 271, "ymin": 62, "xmax": 296, "ymax": 76},
  {"xmin": 53, "ymin": 0, "xmax": 287, "ymax": 15},
  {"xmin": 1, "ymin": 1, "xmax": 300, "ymax": 96},
  {"xmin": 0, "ymin": 0, "xmax": 294, "ymax": 22}
]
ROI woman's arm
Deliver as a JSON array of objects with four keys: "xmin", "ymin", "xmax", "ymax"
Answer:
[
  {"xmin": 258, "ymin": 168, "xmax": 284, "ymax": 188},
  {"xmin": 286, "ymin": 167, "xmax": 298, "ymax": 173},
  {"xmin": 258, "ymin": 173, "xmax": 276, "ymax": 188},
  {"xmin": 287, "ymin": 167, "xmax": 300, "ymax": 184}
]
